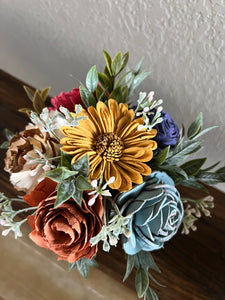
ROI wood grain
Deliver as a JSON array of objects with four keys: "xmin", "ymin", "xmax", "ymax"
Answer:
[{"xmin": 0, "ymin": 69, "xmax": 224, "ymax": 299}]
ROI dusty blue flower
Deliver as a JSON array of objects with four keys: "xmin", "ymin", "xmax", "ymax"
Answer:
[{"xmin": 117, "ymin": 171, "xmax": 183, "ymax": 255}]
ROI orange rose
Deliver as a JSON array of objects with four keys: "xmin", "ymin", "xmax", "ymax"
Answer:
[{"xmin": 26, "ymin": 178, "xmax": 103, "ymax": 263}]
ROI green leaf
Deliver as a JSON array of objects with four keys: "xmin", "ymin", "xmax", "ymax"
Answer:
[
  {"xmin": 46, "ymin": 167, "xmax": 78, "ymax": 183},
  {"xmin": 137, "ymin": 251, "xmax": 161, "ymax": 273},
  {"xmin": 23, "ymin": 85, "xmax": 35, "ymax": 102},
  {"xmin": 166, "ymin": 140, "xmax": 202, "ymax": 165},
  {"xmin": 95, "ymin": 85, "xmax": 108, "ymax": 102},
  {"xmin": 155, "ymin": 146, "xmax": 170, "ymax": 165},
  {"xmin": 69, "ymin": 262, "xmax": 77, "ymax": 271},
  {"xmin": 4, "ymin": 128, "xmax": 14, "ymax": 141},
  {"xmin": 109, "ymin": 87, "xmax": 123, "ymax": 102},
  {"xmin": 120, "ymin": 51, "xmax": 129, "ymax": 73},
  {"xmin": 134, "ymin": 57, "xmax": 144, "ymax": 75},
  {"xmin": 187, "ymin": 112, "xmax": 203, "ymax": 139},
  {"xmin": 180, "ymin": 158, "xmax": 207, "ymax": 176},
  {"xmin": 135, "ymin": 268, "xmax": 149, "ymax": 298},
  {"xmin": 72, "ymin": 154, "xmax": 89, "ymax": 176},
  {"xmin": 55, "ymin": 180, "xmax": 76, "ymax": 207},
  {"xmin": 79, "ymin": 86, "xmax": 96, "ymax": 108},
  {"xmin": 133, "ymin": 72, "xmax": 150, "ymax": 90},
  {"xmin": 112, "ymin": 51, "xmax": 122, "ymax": 76},
  {"xmin": 215, "ymin": 166, "xmax": 225, "ymax": 173},
  {"xmin": 180, "ymin": 179, "xmax": 209, "ymax": 193},
  {"xmin": 202, "ymin": 161, "xmax": 221, "ymax": 172},
  {"xmin": 76, "ymin": 175, "xmax": 92, "ymax": 191},
  {"xmin": 0, "ymin": 141, "xmax": 9, "ymax": 149},
  {"xmin": 86, "ymin": 65, "xmax": 98, "ymax": 93},
  {"xmin": 61, "ymin": 151, "xmax": 73, "ymax": 169},
  {"xmin": 76, "ymin": 257, "xmax": 98, "ymax": 278},
  {"xmin": 123, "ymin": 255, "xmax": 135, "ymax": 282},
  {"xmin": 72, "ymin": 189, "xmax": 83, "ymax": 206},
  {"xmin": 121, "ymin": 86, "xmax": 128, "ymax": 103},
  {"xmin": 102, "ymin": 49, "xmax": 112, "ymax": 76},
  {"xmin": 196, "ymin": 172, "xmax": 225, "ymax": 185},
  {"xmin": 98, "ymin": 72, "xmax": 112, "ymax": 92},
  {"xmin": 114, "ymin": 71, "xmax": 132, "ymax": 88},
  {"xmin": 192, "ymin": 126, "xmax": 218, "ymax": 139},
  {"xmin": 159, "ymin": 165, "xmax": 188, "ymax": 182},
  {"xmin": 33, "ymin": 90, "xmax": 45, "ymax": 114},
  {"xmin": 145, "ymin": 287, "xmax": 159, "ymax": 300},
  {"xmin": 40, "ymin": 87, "xmax": 51, "ymax": 103}
]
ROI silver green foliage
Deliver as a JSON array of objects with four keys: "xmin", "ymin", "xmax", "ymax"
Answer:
[
  {"xmin": 90, "ymin": 214, "xmax": 131, "ymax": 251},
  {"xmin": 0, "ymin": 193, "xmax": 37, "ymax": 239}
]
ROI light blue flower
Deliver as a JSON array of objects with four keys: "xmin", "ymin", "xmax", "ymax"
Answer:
[{"xmin": 117, "ymin": 171, "xmax": 183, "ymax": 255}]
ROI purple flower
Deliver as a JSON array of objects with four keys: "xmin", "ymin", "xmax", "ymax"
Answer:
[{"xmin": 150, "ymin": 110, "xmax": 179, "ymax": 150}]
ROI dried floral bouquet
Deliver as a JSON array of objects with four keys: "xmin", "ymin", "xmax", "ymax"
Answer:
[{"xmin": 1, "ymin": 50, "xmax": 224, "ymax": 299}]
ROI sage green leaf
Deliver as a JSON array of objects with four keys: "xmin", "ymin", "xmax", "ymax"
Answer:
[
  {"xmin": 72, "ymin": 189, "xmax": 83, "ymax": 206},
  {"xmin": 76, "ymin": 175, "xmax": 92, "ymax": 191},
  {"xmin": 109, "ymin": 87, "xmax": 123, "ymax": 102},
  {"xmin": 193, "ymin": 126, "xmax": 218, "ymax": 139},
  {"xmin": 155, "ymin": 146, "xmax": 170, "ymax": 165},
  {"xmin": 133, "ymin": 72, "xmax": 150, "ymax": 90},
  {"xmin": 72, "ymin": 154, "xmax": 89, "ymax": 176},
  {"xmin": 114, "ymin": 71, "xmax": 132, "ymax": 88},
  {"xmin": 61, "ymin": 151, "xmax": 73, "ymax": 169},
  {"xmin": 40, "ymin": 87, "xmax": 51, "ymax": 103},
  {"xmin": 69, "ymin": 262, "xmax": 77, "ymax": 271},
  {"xmin": 196, "ymin": 172, "xmax": 224, "ymax": 185},
  {"xmin": 203, "ymin": 161, "xmax": 221, "ymax": 172},
  {"xmin": 0, "ymin": 141, "xmax": 9, "ymax": 149},
  {"xmin": 86, "ymin": 65, "xmax": 98, "ymax": 93},
  {"xmin": 78, "ymin": 257, "xmax": 98, "ymax": 278},
  {"xmin": 98, "ymin": 72, "xmax": 112, "ymax": 92},
  {"xmin": 123, "ymin": 255, "xmax": 135, "ymax": 282},
  {"xmin": 3, "ymin": 128, "xmax": 14, "ymax": 141},
  {"xmin": 134, "ymin": 57, "xmax": 144, "ymax": 74},
  {"xmin": 46, "ymin": 167, "xmax": 78, "ymax": 183},
  {"xmin": 180, "ymin": 158, "xmax": 207, "ymax": 176},
  {"xmin": 187, "ymin": 112, "xmax": 203, "ymax": 139},
  {"xmin": 180, "ymin": 180, "xmax": 209, "ymax": 193},
  {"xmin": 145, "ymin": 287, "xmax": 159, "ymax": 300},
  {"xmin": 79, "ymin": 86, "xmax": 96, "ymax": 108},
  {"xmin": 55, "ymin": 180, "xmax": 75, "ymax": 207},
  {"xmin": 112, "ymin": 51, "xmax": 122, "ymax": 76},
  {"xmin": 23, "ymin": 85, "xmax": 35, "ymax": 102},
  {"xmin": 159, "ymin": 165, "xmax": 188, "ymax": 181},
  {"xmin": 137, "ymin": 251, "xmax": 161, "ymax": 273},
  {"xmin": 102, "ymin": 49, "xmax": 112, "ymax": 76},
  {"xmin": 135, "ymin": 268, "xmax": 149, "ymax": 298},
  {"xmin": 166, "ymin": 140, "xmax": 202, "ymax": 165},
  {"xmin": 120, "ymin": 51, "xmax": 129, "ymax": 73}
]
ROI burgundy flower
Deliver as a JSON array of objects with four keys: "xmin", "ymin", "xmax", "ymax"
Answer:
[{"xmin": 50, "ymin": 88, "xmax": 84, "ymax": 112}]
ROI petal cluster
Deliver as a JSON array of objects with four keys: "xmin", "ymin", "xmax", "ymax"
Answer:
[{"xmin": 60, "ymin": 99, "xmax": 157, "ymax": 191}]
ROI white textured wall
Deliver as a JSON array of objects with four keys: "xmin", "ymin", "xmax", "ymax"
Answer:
[{"xmin": 0, "ymin": 0, "xmax": 225, "ymax": 190}]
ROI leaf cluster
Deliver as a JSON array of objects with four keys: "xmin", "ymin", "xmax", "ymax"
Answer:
[
  {"xmin": 46, "ymin": 153, "xmax": 92, "ymax": 207},
  {"xmin": 124, "ymin": 251, "xmax": 162, "ymax": 299},
  {"xmin": 19, "ymin": 86, "xmax": 51, "ymax": 116},
  {"xmin": 69, "ymin": 257, "xmax": 98, "ymax": 278},
  {"xmin": 151, "ymin": 113, "xmax": 225, "ymax": 192}
]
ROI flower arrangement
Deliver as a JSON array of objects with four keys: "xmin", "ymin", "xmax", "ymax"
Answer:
[{"xmin": 0, "ymin": 50, "xmax": 224, "ymax": 299}]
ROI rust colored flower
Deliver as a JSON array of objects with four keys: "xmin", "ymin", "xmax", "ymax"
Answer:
[
  {"xmin": 60, "ymin": 99, "xmax": 157, "ymax": 191},
  {"xmin": 4, "ymin": 124, "xmax": 60, "ymax": 192},
  {"xmin": 26, "ymin": 181, "xmax": 103, "ymax": 263}
]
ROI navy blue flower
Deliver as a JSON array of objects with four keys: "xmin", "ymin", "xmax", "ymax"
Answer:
[
  {"xmin": 117, "ymin": 171, "xmax": 183, "ymax": 255},
  {"xmin": 150, "ymin": 110, "xmax": 179, "ymax": 150}
]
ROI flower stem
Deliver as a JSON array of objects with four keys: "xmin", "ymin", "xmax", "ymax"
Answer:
[
  {"xmin": 106, "ymin": 197, "xmax": 120, "ymax": 216},
  {"xmin": 12, "ymin": 206, "xmax": 38, "ymax": 218}
]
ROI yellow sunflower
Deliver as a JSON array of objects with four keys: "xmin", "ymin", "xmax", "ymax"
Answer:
[{"xmin": 60, "ymin": 99, "xmax": 157, "ymax": 191}]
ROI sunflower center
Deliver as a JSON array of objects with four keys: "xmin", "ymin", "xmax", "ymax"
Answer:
[{"xmin": 95, "ymin": 133, "xmax": 123, "ymax": 161}]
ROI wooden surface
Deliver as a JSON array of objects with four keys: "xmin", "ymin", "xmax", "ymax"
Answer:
[{"xmin": 0, "ymin": 69, "xmax": 224, "ymax": 300}]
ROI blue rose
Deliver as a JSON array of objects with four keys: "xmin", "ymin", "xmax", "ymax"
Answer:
[
  {"xmin": 117, "ymin": 171, "xmax": 183, "ymax": 255},
  {"xmin": 149, "ymin": 110, "xmax": 179, "ymax": 150}
]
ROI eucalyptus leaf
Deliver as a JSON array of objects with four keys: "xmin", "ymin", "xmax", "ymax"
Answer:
[
  {"xmin": 135, "ymin": 268, "xmax": 149, "ymax": 298},
  {"xmin": 133, "ymin": 72, "xmax": 150, "ymax": 90},
  {"xmin": 76, "ymin": 257, "xmax": 98, "ymax": 278},
  {"xmin": 155, "ymin": 146, "xmax": 170, "ymax": 165},
  {"xmin": 192, "ymin": 126, "xmax": 218, "ymax": 140},
  {"xmin": 123, "ymin": 255, "xmax": 135, "ymax": 282},
  {"xmin": 187, "ymin": 112, "xmax": 203, "ymax": 139},
  {"xmin": 86, "ymin": 65, "xmax": 98, "ymax": 93},
  {"xmin": 145, "ymin": 287, "xmax": 159, "ymax": 300},
  {"xmin": 137, "ymin": 251, "xmax": 161, "ymax": 273}
]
